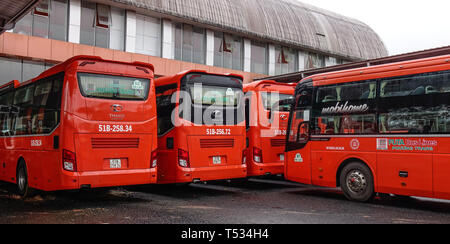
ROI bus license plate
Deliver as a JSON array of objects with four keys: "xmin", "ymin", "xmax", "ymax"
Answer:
[
  {"xmin": 213, "ymin": 156, "xmax": 222, "ymax": 165},
  {"xmin": 110, "ymin": 159, "xmax": 122, "ymax": 169}
]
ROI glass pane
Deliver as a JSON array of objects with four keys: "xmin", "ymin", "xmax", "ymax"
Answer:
[
  {"xmin": 22, "ymin": 61, "xmax": 45, "ymax": 82},
  {"xmin": 173, "ymin": 23, "xmax": 182, "ymax": 61},
  {"xmin": 80, "ymin": 1, "xmax": 96, "ymax": 46},
  {"xmin": 261, "ymin": 92, "xmax": 294, "ymax": 111},
  {"xmin": 14, "ymin": 13, "xmax": 33, "ymax": 35},
  {"xmin": 0, "ymin": 58, "xmax": 22, "ymax": 84},
  {"xmin": 32, "ymin": 14, "xmax": 49, "ymax": 38},
  {"xmin": 78, "ymin": 73, "xmax": 150, "ymax": 100},
  {"xmin": 49, "ymin": 0, "xmax": 68, "ymax": 41},
  {"xmin": 192, "ymin": 27, "xmax": 205, "ymax": 64},
  {"xmin": 182, "ymin": 24, "xmax": 193, "ymax": 62},
  {"xmin": 251, "ymin": 41, "xmax": 267, "ymax": 74},
  {"xmin": 190, "ymin": 84, "xmax": 240, "ymax": 106}
]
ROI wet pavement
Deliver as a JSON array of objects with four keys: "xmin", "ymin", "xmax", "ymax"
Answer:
[{"xmin": 1, "ymin": 177, "xmax": 450, "ymax": 224}]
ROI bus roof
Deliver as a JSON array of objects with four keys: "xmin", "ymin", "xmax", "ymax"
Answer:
[
  {"xmin": 7, "ymin": 55, "xmax": 155, "ymax": 88},
  {"xmin": 155, "ymin": 69, "xmax": 244, "ymax": 86},
  {"xmin": 300, "ymin": 54, "xmax": 450, "ymax": 87},
  {"xmin": 244, "ymin": 80, "xmax": 296, "ymax": 93}
]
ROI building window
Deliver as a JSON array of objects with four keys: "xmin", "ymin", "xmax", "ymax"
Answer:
[
  {"xmin": 80, "ymin": 1, "xmax": 111, "ymax": 49},
  {"xmin": 275, "ymin": 46, "xmax": 298, "ymax": 75},
  {"xmin": 109, "ymin": 7, "xmax": 125, "ymax": 51},
  {"xmin": 135, "ymin": 14, "xmax": 161, "ymax": 57},
  {"xmin": 214, "ymin": 32, "xmax": 243, "ymax": 71},
  {"xmin": 251, "ymin": 41, "xmax": 268, "ymax": 74},
  {"xmin": 173, "ymin": 23, "xmax": 206, "ymax": 64},
  {"xmin": 0, "ymin": 58, "xmax": 54, "ymax": 86},
  {"xmin": 13, "ymin": 0, "xmax": 68, "ymax": 41},
  {"xmin": 305, "ymin": 52, "xmax": 325, "ymax": 70}
]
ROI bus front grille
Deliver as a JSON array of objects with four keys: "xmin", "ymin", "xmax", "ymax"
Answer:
[
  {"xmin": 271, "ymin": 139, "xmax": 285, "ymax": 147},
  {"xmin": 91, "ymin": 138, "xmax": 140, "ymax": 149},
  {"xmin": 200, "ymin": 139, "xmax": 234, "ymax": 148}
]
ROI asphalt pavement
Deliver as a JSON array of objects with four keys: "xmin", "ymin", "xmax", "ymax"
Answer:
[{"xmin": 1, "ymin": 176, "xmax": 450, "ymax": 224}]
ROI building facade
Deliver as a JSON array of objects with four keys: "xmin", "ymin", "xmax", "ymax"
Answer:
[{"xmin": 0, "ymin": 0, "xmax": 388, "ymax": 85}]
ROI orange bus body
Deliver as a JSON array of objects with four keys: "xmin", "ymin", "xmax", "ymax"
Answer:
[
  {"xmin": 155, "ymin": 70, "xmax": 247, "ymax": 184},
  {"xmin": 285, "ymin": 55, "xmax": 450, "ymax": 201},
  {"xmin": 244, "ymin": 80, "xmax": 295, "ymax": 176},
  {"xmin": 0, "ymin": 56, "xmax": 158, "ymax": 192}
]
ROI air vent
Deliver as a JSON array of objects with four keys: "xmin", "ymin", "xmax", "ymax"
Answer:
[
  {"xmin": 200, "ymin": 139, "xmax": 234, "ymax": 148},
  {"xmin": 91, "ymin": 138, "xmax": 139, "ymax": 149}
]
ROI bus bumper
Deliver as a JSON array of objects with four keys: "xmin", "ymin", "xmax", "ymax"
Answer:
[
  {"xmin": 76, "ymin": 168, "xmax": 157, "ymax": 188},
  {"xmin": 159, "ymin": 164, "xmax": 247, "ymax": 184},
  {"xmin": 247, "ymin": 162, "xmax": 284, "ymax": 177}
]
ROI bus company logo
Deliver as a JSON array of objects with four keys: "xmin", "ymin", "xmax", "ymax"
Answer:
[
  {"xmin": 350, "ymin": 139, "xmax": 360, "ymax": 150},
  {"xmin": 376, "ymin": 138, "xmax": 388, "ymax": 150},
  {"xmin": 321, "ymin": 101, "xmax": 369, "ymax": 114},
  {"xmin": 111, "ymin": 104, "xmax": 123, "ymax": 112},
  {"xmin": 280, "ymin": 114, "xmax": 288, "ymax": 121},
  {"xmin": 294, "ymin": 153, "xmax": 303, "ymax": 163}
]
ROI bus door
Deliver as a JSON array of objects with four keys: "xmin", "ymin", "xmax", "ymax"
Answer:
[{"xmin": 285, "ymin": 83, "xmax": 313, "ymax": 184}]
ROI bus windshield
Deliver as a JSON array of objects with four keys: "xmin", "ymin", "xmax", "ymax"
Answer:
[
  {"xmin": 189, "ymin": 84, "xmax": 241, "ymax": 106},
  {"xmin": 261, "ymin": 92, "xmax": 293, "ymax": 111},
  {"xmin": 78, "ymin": 73, "xmax": 150, "ymax": 100}
]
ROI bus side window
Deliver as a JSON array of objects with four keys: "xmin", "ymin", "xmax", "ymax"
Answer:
[
  {"xmin": 0, "ymin": 91, "xmax": 14, "ymax": 136},
  {"xmin": 13, "ymin": 85, "xmax": 35, "ymax": 136},
  {"xmin": 378, "ymin": 70, "xmax": 450, "ymax": 134}
]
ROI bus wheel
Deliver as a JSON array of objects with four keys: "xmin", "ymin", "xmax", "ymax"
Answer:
[
  {"xmin": 16, "ymin": 160, "xmax": 35, "ymax": 198},
  {"xmin": 339, "ymin": 162, "xmax": 374, "ymax": 202}
]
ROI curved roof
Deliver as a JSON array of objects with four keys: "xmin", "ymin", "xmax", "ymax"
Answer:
[{"xmin": 109, "ymin": 0, "xmax": 388, "ymax": 60}]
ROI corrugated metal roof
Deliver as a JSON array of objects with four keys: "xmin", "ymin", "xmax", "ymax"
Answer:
[
  {"xmin": 0, "ymin": 0, "xmax": 42, "ymax": 34},
  {"xmin": 107, "ymin": 0, "xmax": 388, "ymax": 60}
]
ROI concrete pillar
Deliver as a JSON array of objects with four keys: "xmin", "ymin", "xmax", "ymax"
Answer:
[
  {"xmin": 125, "ymin": 10, "xmax": 136, "ymax": 53},
  {"xmin": 243, "ymin": 39, "xmax": 251, "ymax": 73},
  {"xmin": 205, "ymin": 30, "xmax": 215, "ymax": 66},
  {"xmin": 161, "ymin": 19, "xmax": 174, "ymax": 59},
  {"xmin": 68, "ymin": 0, "xmax": 81, "ymax": 44}
]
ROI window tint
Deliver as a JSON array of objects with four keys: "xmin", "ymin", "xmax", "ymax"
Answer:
[
  {"xmin": 378, "ymin": 71, "xmax": 450, "ymax": 134},
  {"xmin": 313, "ymin": 114, "xmax": 377, "ymax": 135},
  {"xmin": 0, "ymin": 92, "xmax": 14, "ymax": 136},
  {"xmin": 1, "ymin": 73, "xmax": 64, "ymax": 137},
  {"xmin": 381, "ymin": 71, "xmax": 450, "ymax": 98},
  {"xmin": 316, "ymin": 82, "xmax": 376, "ymax": 103},
  {"xmin": 261, "ymin": 92, "xmax": 293, "ymax": 111},
  {"xmin": 78, "ymin": 73, "xmax": 149, "ymax": 100},
  {"xmin": 156, "ymin": 94, "xmax": 176, "ymax": 136}
]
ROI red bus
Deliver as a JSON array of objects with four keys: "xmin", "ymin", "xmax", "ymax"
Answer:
[
  {"xmin": 285, "ymin": 55, "xmax": 450, "ymax": 202},
  {"xmin": 155, "ymin": 70, "xmax": 247, "ymax": 184},
  {"xmin": 244, "ymin": 80, "xmax": 295, "ymax": 176},
  {"xmin": 0, "ymin": 55, "xmax": 158, "ymax": 197}
]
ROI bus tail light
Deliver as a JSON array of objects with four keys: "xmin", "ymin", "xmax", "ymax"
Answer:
[
  {"xmin": 178, "ymin": 149, "xmax": 190, "ymax": 168},
  {"xmin": 63, "ymin": 149, "xmax": 77, "ymax": 172},
  {"xmin": 253, "ymin": 147, "xmax": 263, "ymax": 163},
  {"xmin": 151, "ymin": 150, "xmax": 158, "ymax": 168}
]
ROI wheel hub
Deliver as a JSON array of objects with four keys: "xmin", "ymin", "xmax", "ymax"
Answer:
[{"xmin": 346, "ymin": 170, "xmax": 367, "ymax": 194}]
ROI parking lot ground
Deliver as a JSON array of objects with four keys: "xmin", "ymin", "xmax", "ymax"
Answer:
[{"xmin": 1, "ymin": 176, "xmax": 450, "ymax": 224}]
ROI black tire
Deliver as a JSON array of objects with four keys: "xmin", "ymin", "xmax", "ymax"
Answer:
[
  {"xmin": 339, "ymin": 162, "xmax": 374, "ymax": 202},
  {"xmin": 16, "ymin": 160, "xmax": 35, "ymax": 198}
]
